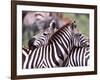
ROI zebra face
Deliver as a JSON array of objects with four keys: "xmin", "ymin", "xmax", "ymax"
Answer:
[
  {"xmin": 28, "ymin": 17, "xmax": 60, "ymax": 50},
  {"xmin": 68, "ymin": 21, "xmax": 89, "ymax": 47},
  {"xmin": 28, "ymin": 30, "xmax": 50, "ymax": 50},
  {"xmin": 73, "ymin": 33, "xmax": 89, "ymax": 47},
  {"xmin": 46, "ymin": 17, "xmax": 59, "ymax": 31}
]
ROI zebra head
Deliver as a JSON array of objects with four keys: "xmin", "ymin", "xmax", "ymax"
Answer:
[
  {"xmin": 73, "ymin": 33, "xmax": 89, "ymax": 47},
  {"xmin": 70, "ymin": 21, "xmax": 89, "ymax": 47},
  {"xmin": 28, "ymin": 17, "xmax": 59, "ymax": 50}
]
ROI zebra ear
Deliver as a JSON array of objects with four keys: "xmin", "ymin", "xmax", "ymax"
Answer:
[
  {"xmin": 71, "ymin": 21, "xmax": 77, "ymax": 30},
  {"xmin": 51, "ymin": 20, "xmax": 56, "ymax": 29},
  {"xmin": 49, "ymin": 16, "xmax": 60, "ymax": 29}
]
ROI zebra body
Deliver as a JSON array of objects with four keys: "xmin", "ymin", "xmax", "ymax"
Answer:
[
  {"xmin": 63, "ymin": 46, "xmax": 89, "ymax": 67},
  {"xmin": 23, "ymin": 43, "xmax": 65, "ymax": 68},
  {"xmin": 22, "ymin": 22, "xmax": 89, "ymax": 68}
]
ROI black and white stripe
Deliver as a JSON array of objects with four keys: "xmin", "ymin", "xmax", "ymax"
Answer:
[
  {"xmin": 28, "ymin": 18, "xmax": 59, "ymax": 50},
  {"xmin": 28, "ymin": 31, "xmax": 50, "ymax": 50},
  {"xmin": 62, "ymin": 33, "xmax": 90, "ymax": 67},
  {"xmin": 73, "ymin": 32, "xmax": 89, "ymax": 47},
  {"xmin": 22, "ymin": 22, "xmax": 89, "ymax": 68},
  {"xmin": 62, "ymin": 46, "xmax": 89, "ymax": 67}
]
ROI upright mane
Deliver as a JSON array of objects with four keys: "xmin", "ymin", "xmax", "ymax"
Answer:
[{"xmin": 48, "ymin": 22, "xmax": 73, "ymax": 43}]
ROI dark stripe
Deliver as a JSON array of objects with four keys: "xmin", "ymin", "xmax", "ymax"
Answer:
[
  {"xmin": 68, "ymin": 47, "xmax": 73, "ymax": 67},
  {"xmin": 72, "ymin": 48, "xmax": 76, "ymax": 66},
  {"xmin": 61, "ymin": 29, "xmax": 72, "ymax": 48},
  {"xmin": 40, "ymin": 61, "xmax": 47, "ymax": 68},
  {"xmin": 36, "ymin": 39, "xmax": 42, "ymax": 45},
  {"xmin": 26, "ymin": 49, "xmax": 34, "ymax": 68},
  {"xmin": 35, "ymin": 48, "xmax": 41, "ymax": 68},
  {"xmin": 45, "ymin": 46, "xmax": 49, "ymax": 68},
  {"xmin": 22, "ymin": 48, "xmax": 29, "ymax": 54},
  {"xmin": 60, "ymin": 41, "xmax": 69, "ymax": 55},
  {"xmin": 53, "ymin": 35, "xmax": 61, "ymax": 44},
  {"xmin": 37, "ymin": 46, "xmax": 44, "ymax": 67},
  {"xmin": 62, "ymin": 56, "xmax": 69, "ymax": 67},
  {"xmin": 77, "ymin": 47, "xmax": 81, "ymax": 66},
  {"xmin": 43, "ymin": 61, "xmax": 47, "ymax": 67},
  {"xmin": 85, "ymin": 56, "xmax": 89, "ymax": 66},
  {"xmin": 82, "ymin": 48, "xmax": 85, "ymax": 66},
  {"xmin": 80, "ymin": 39, "xmax": 87, "ymax": 43},
  {"xmin": 54, "ymin": 40, "xmax": 64, "ymax": 61},
  {"xmin": 30, "ymin": 49, "xmax": 38, "ymax": 68},
  {"xmin": 85, "ymin": 47, "xmax": 89, "ymax": 56},
  {"xmin": 48, "ymin": 44, "xmax": 53, "ymax": 67},
  {"xmin": 60, "ymin": 29, "xmax": 71, "ymax": 45},
  {"xmin": 85, "ymin": 52, "xmax": 89, "ymax": 56},
  {"xmin": 63, "ymin": 27, "xmax": 72, "ymax": 39},
  {"xmin": 63, "ymin": 28, "xmax": 73, "ymax": 48},
  {"xmin": 52, "ymin": 42, "xmax": 60, "ymax": 66},
  {"xmin": 75, "ymin": 48, "xmax": 79, "ymax": 66},
  {"xmin": 57, "ymin": 32, "xmax": 69, "ymax": 48}
]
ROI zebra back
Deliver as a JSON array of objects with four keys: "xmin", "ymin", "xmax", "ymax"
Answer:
[{"xmin": 62, "ymin": 46, "xmax": 90, "ymax": 67}]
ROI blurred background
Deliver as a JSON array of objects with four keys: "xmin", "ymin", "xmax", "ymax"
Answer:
[{"xmin": 22, "ymin": 11, "xmax": 89, "ymax": 47}]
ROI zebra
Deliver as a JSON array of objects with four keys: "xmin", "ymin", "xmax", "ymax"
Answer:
[
  {"xmin": 28, "ymin": 17, "xmax": 59, "ymax": 50},
  {"xmin": 28, "ymin": 29, "xmax": 51, "ymax": 50},
  {"xmin": 62, "ymin": 31, "xmax": 90, "ymax": 67},
  {"xmin": 72, "ymin": 32, "xmax": 89, "ymax": 47},
  {"xmin": 29, "ymin": 27, "xmax": 90, "ymax": 67},
  {"xmin": 22, "ymin": 21, "xmax": 89, "ymax": 68},
  {"xmin": 62, "ymin": 46, "xmax": 89, "ymax": 67}
]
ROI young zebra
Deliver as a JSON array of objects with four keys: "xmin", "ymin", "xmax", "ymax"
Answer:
[{"xmin": 22, "ymin": 21, "xmax": 89, "ymax": 68}]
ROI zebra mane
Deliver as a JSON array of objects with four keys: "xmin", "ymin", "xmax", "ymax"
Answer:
[{"xmin": 48, "ymin": 22, "xmax": 73, "ymax": 42}]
